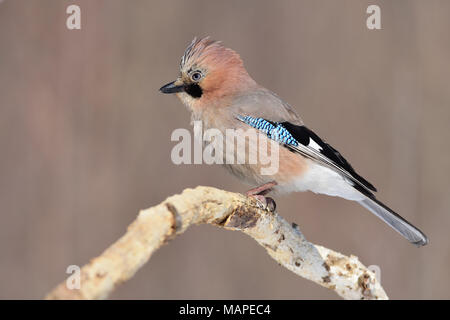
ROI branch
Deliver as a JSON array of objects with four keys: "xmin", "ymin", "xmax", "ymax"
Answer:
[{"xmin": 45, "ymin": 186, "xmax": 388, "ymax": 300}]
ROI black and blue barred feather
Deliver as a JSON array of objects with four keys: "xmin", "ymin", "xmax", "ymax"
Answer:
[{"xmin": 237, "ymin": 115, "xmax": 300, "ymax": 147}]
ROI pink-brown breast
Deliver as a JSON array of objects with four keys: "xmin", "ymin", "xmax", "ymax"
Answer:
[{"xmin": 219, "ymin": 127, "xmax": 309, "ymax": 189}]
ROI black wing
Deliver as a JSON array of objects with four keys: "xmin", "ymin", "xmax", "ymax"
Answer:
[{"xmin": 281, "ymin": 122, "xmax": 376, "ymax": 193}]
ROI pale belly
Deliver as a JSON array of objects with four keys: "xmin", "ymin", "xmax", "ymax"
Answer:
[
  {"xmin": 224, "ymin": 153, "xmax": 364, "ymax": 201},
  {"xmin": 274, "ymin": 159, "xmax": 365, "ymax": 201}
]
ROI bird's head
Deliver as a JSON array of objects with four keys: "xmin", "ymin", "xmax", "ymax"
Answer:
[{"xmin": 160, "ymin": 37, "xmax": 256, "ymax": 109}]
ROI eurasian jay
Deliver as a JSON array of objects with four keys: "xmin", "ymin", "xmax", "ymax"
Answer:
[{"xmin": 160, "ymin": 37, "xmax": 428, "ymax": 247}]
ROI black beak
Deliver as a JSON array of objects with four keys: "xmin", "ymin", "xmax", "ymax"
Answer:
[{"xmin": 159, "ymin": 81, "xmax": 185, "ymax": 94}]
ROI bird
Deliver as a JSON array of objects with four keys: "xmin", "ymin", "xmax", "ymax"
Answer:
[{"xmin": 160, "ymin": 37, "xmax": 428, "ymax": 247}]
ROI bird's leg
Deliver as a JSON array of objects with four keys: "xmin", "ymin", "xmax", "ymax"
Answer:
[
  {"xmin": 245, "ymin": 181, "xmax": 278, "ymax": 211},
  {"xmin": 246, "ymin": 181, "xmax": 278, "ymax": 196}
]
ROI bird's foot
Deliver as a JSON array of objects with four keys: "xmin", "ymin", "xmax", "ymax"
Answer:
[
  {"xmin": 245, "ymin": 181, "xmax": 277, "ymax": 212},
  {"xmin": 247, "ymin": 194, "xmax": 277, "ymax": 212}
]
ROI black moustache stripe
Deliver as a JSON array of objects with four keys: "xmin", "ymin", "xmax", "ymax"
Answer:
[{"xmin": 184, "ymin": 83, "xmax": 203, "ymax": 98}]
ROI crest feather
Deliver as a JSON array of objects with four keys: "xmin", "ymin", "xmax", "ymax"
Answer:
[{"xmin": 180, "ymin": 37, "xmax": 240, "ymax": 70}]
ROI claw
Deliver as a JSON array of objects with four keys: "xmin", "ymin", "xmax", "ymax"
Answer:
[
  {"xmin": 265, "ymin": 197, "xmax": 276, "ymax": 212},
  {"xmin": 248, "ymin": 194, "xmax": 276, "ymax": 212},
  {"xmin": 245, "ymin": 181, "xmax": 278, "ymax": 212}
]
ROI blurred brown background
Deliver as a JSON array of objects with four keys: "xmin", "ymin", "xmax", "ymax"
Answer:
[{"xmin": 0, "ymin": 0, "xmax": 449, "ymax": 299}]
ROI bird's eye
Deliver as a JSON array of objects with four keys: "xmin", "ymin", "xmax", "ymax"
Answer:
[{"xmin": 191, "ymin": 71, "xmax": 202, "ymax": 82}]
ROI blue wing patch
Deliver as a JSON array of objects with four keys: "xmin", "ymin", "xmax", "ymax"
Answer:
[{"xmin": 237, "ymin": 115, "xmax": 299, "ymax": 147}]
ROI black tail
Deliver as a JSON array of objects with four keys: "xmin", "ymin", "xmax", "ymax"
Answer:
[{"xmin": 358, "ymin": 197, "xmax": 428, "ymax": 247}]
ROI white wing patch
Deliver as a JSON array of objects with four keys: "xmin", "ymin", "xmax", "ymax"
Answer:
[{"xmin": 308, "ymin": 138, "xmax": 323, "ymax": 151}]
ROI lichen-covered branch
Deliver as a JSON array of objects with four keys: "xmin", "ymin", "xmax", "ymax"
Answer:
[{"xmin": 45, "ymin": 186, "xmax": 388, "ymax": 300}]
